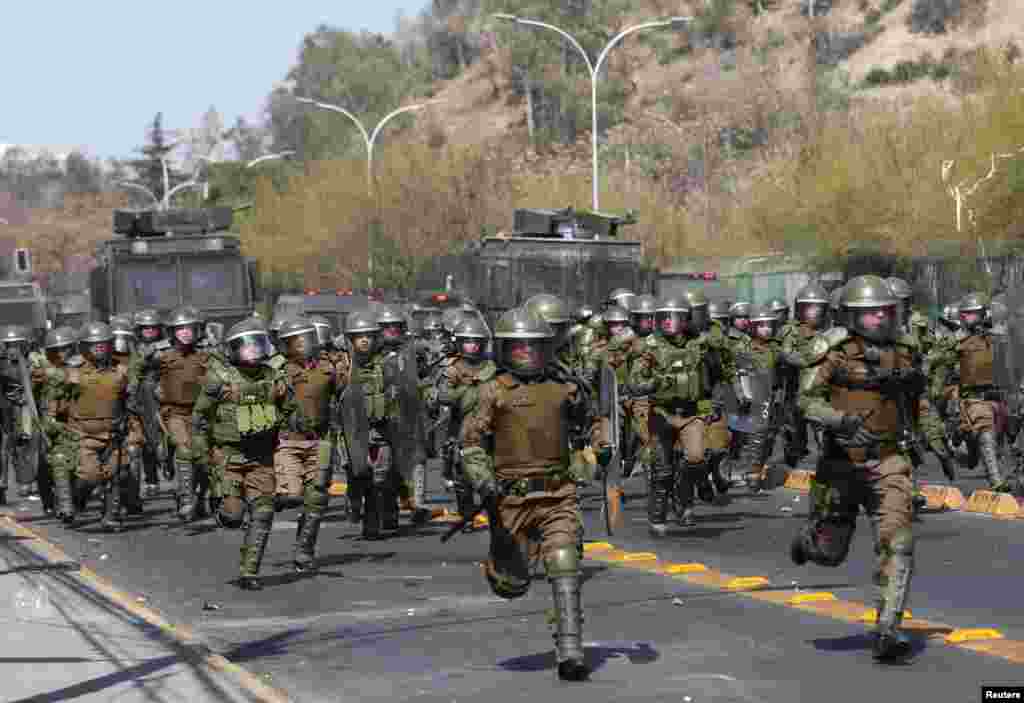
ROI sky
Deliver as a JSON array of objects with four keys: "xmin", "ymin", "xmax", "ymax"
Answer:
[{"xmin": 0, "ymin": 1, "xmax": 427, "ymax": 161}]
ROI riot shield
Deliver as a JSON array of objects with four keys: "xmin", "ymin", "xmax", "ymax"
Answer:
[
  {"xmin": 339, "ymin": 381, "xmax": 370, "ymax": 480},
  {"xmin": 996, "ymin": 289, "xmax": 1024, "ymax": 443},
  {"xmin": 728, "ymin": 351, "xmax": 776, "ymax": 434},
  {"xmin": 13, "ymin": 354, "xmax": 40, "ymax": 485},
  {"xmin": 384, "ymin": 344, "xmax": 428, "ymax": 474},
  {"xmin": 598, "ymin": 361, "xmax": 624, "ymax": 534}
]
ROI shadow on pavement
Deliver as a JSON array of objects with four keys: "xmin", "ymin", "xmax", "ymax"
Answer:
[{"xmin": 499, "ymin": 641, "xmax": 660, "ymax": 673}]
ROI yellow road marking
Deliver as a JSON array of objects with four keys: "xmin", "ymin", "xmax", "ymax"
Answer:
[
  {"xmin": 621, "ymin": 552, "xmax": 659, "ymax": 562},
  {"xmin": 0, "ymin": 516, "xmax": 292, "ymax": 703},
  {"xmin": 585, "ymin": 542, "xmax": 1024, "ymax": 665}
]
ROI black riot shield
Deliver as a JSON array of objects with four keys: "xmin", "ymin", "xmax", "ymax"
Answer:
[
  {"xmin": 996, "ymin": 289, "xmax": 1024, "ymax": 438},
  {"xmin": 728, "ymin": 351, "xmax": 776, "ymax": 434},
  {"xmin": 339, "ymin": 381, "xmax": 370, "ymax": 480},
  {"xmin": 598, "ymin": 361, "xmax": 624, "ymax": 534},
  {"xmin": 13, "ymin": 354, "xmax": 40, "ymax": 485},
  {"xmin": 383, "ymin": 344, "xmax": 428, "ymax": 474}
]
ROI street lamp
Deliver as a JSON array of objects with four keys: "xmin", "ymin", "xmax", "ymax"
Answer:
[
  {"xmin": 195, "ymin": 151, "xmax": 296, "ymax": 199},
  {"xmin": 115, "ymin": 181, "xmax": 161, "ymax": 208},
  {"xmin": 295, "ymin": 96, "xmax": 443, "ymax": 287},
  {"xmin": 493, "ymin": 14, "xmax": 691, "ymax": 211}
]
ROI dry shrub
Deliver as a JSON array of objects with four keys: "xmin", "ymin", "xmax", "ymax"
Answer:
[{"xmin": 9, "ymin": 192, "xmax": 127, "ymax": 273}]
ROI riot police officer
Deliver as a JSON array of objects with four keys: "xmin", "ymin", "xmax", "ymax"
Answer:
[
  {"xmin": 191, "ymin": 318, "xmax": 295, "ymax": 590},
  {"xmin": 734, "ymin": 304, "xmax": 781, "ymax": 492},
  {"xmin": 793, "ymin": 275, "xmax": 924, "ymax": 661},
  {"xmin": 460, "ymin": 307, "xmax": 608, "ymax": 682},
  {"xmin": 779, "ymin": 283, "xmax": 831, "ymax": 466},
  {"xmin": 131, "ymin": 309, "xmax": 166, "ymax": 496}
]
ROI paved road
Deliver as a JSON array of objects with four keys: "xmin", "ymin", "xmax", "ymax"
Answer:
[{"xmin": 2, "ymin": 446, "xmax": 1022, "ymax": 703}]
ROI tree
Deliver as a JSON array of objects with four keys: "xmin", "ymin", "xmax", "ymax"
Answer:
[
  {"xmin": 230, "ymin": 116, "xmax": 267, "ymax": 162},
  {"xmin": 129, "ymin": 112, "xmax": 185, "ymax": 204},
  {"xmin": 64, "ymin": 151, "xmax": 102, "ymax": 194}
]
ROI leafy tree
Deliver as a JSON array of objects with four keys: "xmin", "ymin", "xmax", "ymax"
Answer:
[
  {"xmin": 128, "ymin": 112, "xmax": 187, "ymax": 205},
  {"xmin": 63, "ymin": 151, "xmax": 103, "ymax": 194}
]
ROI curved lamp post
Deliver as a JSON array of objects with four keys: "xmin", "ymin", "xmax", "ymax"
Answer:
[
  {"xmin": 493, "ymin": 14, "xmax": 691, "ymax": 211},
  {"xmin": 294, "ymin": 97, "xmax": 443, "ymax": 286}
]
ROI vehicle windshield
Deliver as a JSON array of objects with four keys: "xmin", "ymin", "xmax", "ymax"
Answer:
[
  {"xmin": 117, "ymin": 260, "xmax": 179, "ymax": 309},
  {"xmin": 184, "ymin": 257, "xmax": 247, "ymax": 308},
  {"xmin": 0, "ymin": 301, "xmax": 43, "ymax": 327},
  {"xmin": 0, "ymin": 284, "xmax": 39, "ymax": 301}
]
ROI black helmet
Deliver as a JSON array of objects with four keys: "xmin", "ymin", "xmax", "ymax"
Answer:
[
  {"xmin": 794, "ymin": 282, "xmax": 830, "ymax": 330},
  {"xmin": 940, "ymin": 302, "xmax": 961, "ymax": 331},
  {"xmin": 308, "ymin": 315, "xmax": 333, "ymax": 346},
  {"xmin": 681, "ymin": 289, "xmax": 710, "ymax": 331},
  {"xmin": 166, "ymin": 305, "xmax": 204, "ymax": 349},
  {"xmin": 767, "ymin": 297, "xmax": 789, "ymax": 324},
  {"xmin": 80, "ymin": 321, "xmax": 114, "ymax": 367},
  {"xmin": 134, "ymin": 309, "xmax": 164, "ymax": 343},
  {"xmin": 839, "ymin": 275, "xmax": 900, "ymax": 342},
  {"xmin": 958, "ymin": 291, "xmax": 990, "ymax": 331},
  {"xmin": 110, "ymin": 318, "xmax": 136, "ymax": 355},
  {"xmin": 454, "ymin": 317, "xmax": 491, "ymax": 363},
  {"xmin": 749, "ymin": 303, "xmax": 780, "ymax": 339},
  {"xmin": 0, "ymin": 324, "xmax": 30, "ymax": 345},
  {"xmin": 655, "ymin": 296, "xmax": 691, "ymax": 339},
  {"xmin": 630, "ymin": 294, "xmax": 657, "ymax": 337},
  {"xmin": 278, "ymin": 316, "xmax": 320, "ymax": 360},
  {"xmin": 225, "ymin": 318, "xmax": 275, "ymax": 367},
  {"xmin": 494, "ymin": 308, "xmax": 553, "ymax": 378}
]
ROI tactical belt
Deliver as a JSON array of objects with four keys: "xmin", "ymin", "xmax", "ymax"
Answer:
[
  {"xmin": 279, "ymin": 430, "xmax": 321, "ymax": 441},
  {"xmin": 657, "ymin": 399, "xmax": 698, "ymax": 417},
  {"xmin": 960, "ymin": 384, "xmax": 1000, "ymax": 401},
  {"xmin": 501, "ymin": 476, "xmax": 572, "ymax": 497},
  {"xmin": 824, "ymin": 433, "xmax": 901, "ymax": 464}
]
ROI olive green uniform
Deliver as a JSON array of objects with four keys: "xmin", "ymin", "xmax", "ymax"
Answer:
[{"xmin": 191, "ymin": 359, "xmax": 296, "ymax": 579}]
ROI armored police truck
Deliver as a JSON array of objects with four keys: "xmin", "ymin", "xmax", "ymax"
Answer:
[
  {"xmin": 0, "ymin": 248, "xmax": 47, "ymax": 341},
  {"xmin": 90, "ymin": 207, "xmax": 259, "ymax": 329}
]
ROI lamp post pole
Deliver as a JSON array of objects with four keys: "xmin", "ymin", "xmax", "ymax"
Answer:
[
  {"xmin": 295, "ymin": 97, "xmax": 442, "ymax": 289},
  {"xmin": 493, "ymin": 14, "xmax": 691, "ymax": 211}
]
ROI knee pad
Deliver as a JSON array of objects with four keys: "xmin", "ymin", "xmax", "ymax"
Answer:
[
  {"xmin": 544, "ymin": 545, "xmax": 580, "ymax": 579},
  {"xmin": 884, "ymin": 527, "xmax": 914, "ymax": 557},
  {"xmin": 216, "ymin": 496, "xmax": 246, "ymax": 529}
]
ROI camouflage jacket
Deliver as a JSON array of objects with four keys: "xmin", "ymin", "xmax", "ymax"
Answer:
[
  {"xmin": 926, "ymin": 328, "xmax": 994, "ymax": 400},
  {"xmin": 436, "ymin": 356, "xmax": 497, "ymax": 417},
  {"xmin": 282, "ymin": 350, "xmax": 351, "ymax": 436},
  {"xmin": 778, "ymin": 321, "xmax": 820, "ymax": 367}
]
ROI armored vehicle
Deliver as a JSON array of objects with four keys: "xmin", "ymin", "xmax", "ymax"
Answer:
[
  {"xmin": 90, "ymin": 207, "xmax": 259, "ymax": 328},
  {"xmin": 0, "ymin": 248, "xmax": 46, "ymax": 341},
  {"xmin": 271, "ymin": 290, "xmax": 384, "ymax": 335},
  {"xmin": 418, "ymin": 207, "xmax": 655, "ymax": 327}
]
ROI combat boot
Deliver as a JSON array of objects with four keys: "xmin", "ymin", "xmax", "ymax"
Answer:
[
  {"xmin": 550, "ymin": 575, "xmax": 589, "ymax": 681},
  {"xmin": 676, "ymin": 464, "xmax": 699, "ymax": 527},
  {"xmin": 294, "ymin": 492, "xmax": 327, "ymax": 573},
  {"xmin": 347, "ymin": 478, "xmax": 364, "ymax": 524},
  {"xmin": 410, "ymin": 463, "xmax": 431, "ymax": 526},
  {"xmin": 176, "ymin": 461, "xmax": 197, "ymax": 522},
  {"xmin": 379, "ymin": 480, "xmax": 400, "ymax": 531},
  {"xmin": 238, "ymin": 498, "xmax": 274, "ymax": 590},
  {"xmin": 709, "ymin": 452, "xmax": 731, "ymax": 497},
  {"xmin": 647, "ymin": 459, "xmax": 672, "ymax": 536},
  {"xmin": 978, "ymin": 431, "xmax": 1009, "ymax": 490},
  {"xmin": 360, "ymin": 480, "xmax": 381, "ymax": 540},
  {"xmin": 54, "ymin": 473, "xmax": 75, "ymax": 526},
  {"xmin": 100, "ymin": 480, "xmax": 123, "ymax": 532},
  {"xmin": 873, "ymin": 535, "xmax": 914, "ymax": 662}
]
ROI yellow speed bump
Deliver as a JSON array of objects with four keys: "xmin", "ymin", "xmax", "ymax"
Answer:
[
  {"xmin": 621, "ymin": 552, "xmax": 659, "ymax": 562},
  {"xmin": 919, "ymin": 484, "xmax": 965, "ymax": 511},
  {"xmin": 783, "ymin": 470, "xmax": 814, "ymax": 492},
  {"xmin": 583, "ymin": 542, "xmax": 614, "ymax": 553},
  {"xmin": 664, "ymin": 563, "xmax": 708, "ymax": 574},
  {"xmin": 328, "ymin": 481, "xmax": 347, "ymax": 496},
  {"xmin": 945, "ymin": 628, "xmax": 1004, "ymax": 644},
  {"xmin": 726, "ymin": 576, "xmax": 770, "ymax": 590},
  {"xmin": 859, "ymin": 608, "xmax": 912, "ymax": 623},
  {"xmin": 473, "ymin": 514, "xmax": 489, "ymax": 528},
  {"xmin": 788, "ymin": 592, "xmax": 836, "ymax": 605},
  {"xmin": 965, "ymin": 490, "xmax": 1022, "ymax": 517}
]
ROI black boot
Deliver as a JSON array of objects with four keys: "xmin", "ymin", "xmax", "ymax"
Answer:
[
  {"xmin": 238, "ymin": 500, "xmax": 273, "ymax": 589},
  {"xmin": 647, "ymin": 458, "xmax": 672, "ymax": 536},
  {"xmin": 550, "ymin": 575, "xmax": 589, "ymax": 681},
  {"xmin": 361, "ymin": 480, "xmax": 381, "ymax": 540},
  {"xmin": 101, "ymin": 479, "xmax": 123, "ymax": 532},
  {"xmin": 979, "ymin": 431, "xmax": 1011, "ymax": 492},
  {"xmin": 675, "ymin": 464, "xmax": 698, "ymax": 526},
  {"xmin": 347, "ymin": 477, "xmax": 364, "ymax": 524},
  {"xmin": 294, "ymin": 490, "xmax": 326, "ymax": 573},
  {"xmin": 54, "ymin": 472, "xmax": 75, "ymax": 526},
  {"xmin": 709, "ymin": 452, "xmax": 731, "ymax": 496},
  {"xmin": 873, "ymin": 537, "xmax": 914, "ymax": 662},
  {"xmin": 379, "ymin": 483, "xmax": 399, "ymax": 531}
]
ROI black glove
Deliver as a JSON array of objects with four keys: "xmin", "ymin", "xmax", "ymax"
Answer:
[
  {"xmin": 597, "ymin": 445, "xmax": 613, "ymax": 467},
  {"xmin": 833, "ymin": 412, "xmax": 880, "ymax": 449},
  {"xmin": 737, "ymin": 398, "xmax": 752, "ymax": 414},
  {"xmin": 474, "ymin": 478, "xmax": 500, "ymax": 501},
  {"xmin": 710, "ymin": 400, "xmax": 725, "ymax": 422}
]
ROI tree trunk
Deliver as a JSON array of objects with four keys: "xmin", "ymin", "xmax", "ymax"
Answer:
[{"xmin": 525, "ymin": 76, "xmax": 536, "ymax": 142}]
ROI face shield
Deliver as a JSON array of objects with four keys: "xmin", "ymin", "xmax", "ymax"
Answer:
[
  {"xmin": 170, "ymin": 324, "xmax": 200, "ymax": 348},
  {"xmin": 631, "ymin": 313, "xmax": 655, "ymax": 337},
  {"xmin": 796, "ymin": 302, "xmax": 828, "ymax": 329},
  {"xmin": 732, "ymin": 316, "xmax": 750, "ymax": 333},
  {"xmin": 348, "ymin": 332, "xmax": 377, "ymax": 356},
  {"xmin": 959, "ymin": 308, "xmax": 985, "ymax": 330},
  {"xmin": 47, "ymin": 345, "xmax": 74, "ymax": 366},
  {"xmin": 313, "ymin": 324, "xmax": 331, "ymax": 346},
  {"xmin": 606, "ymin": 320, "xmax": 631, "ymax": 338},
  {"xmin": 112, "ymin": 333, "xmax": 135, "ymax": 355},
  {"xmin": 656, "ymin": 311, "xmax": 689, "ymax": 337},
  {"xmin": 752, "ymin": 319, "xmax": 776, "ymax": 340},
  {"xmin": 228, "ymin": 332, "xmax": 275, "ymax": 366},
  {"xmin": 84, "ymin": 340, "xmax": 113, "ymax": 367},
  {"xmin": 379, "ymin": 322, "xmax": 406, "ymax": 345},
  {"xmin": 285, "ymin": 330, "xmax": 320, "ymax": 361},
  {"xmin": 457, "ymin": 336, "xmax": 485, "ymax": 361},
  {"xmin": 847, "ymin": 304, "xmax": 900, "ymax": 343},
  {"xmin": 500, "ymin": 339, "xmax": 551, "ymax": 377},
  {"xmin": 138, "ymin": 325, "xmax": 162, "ymax": 343}
]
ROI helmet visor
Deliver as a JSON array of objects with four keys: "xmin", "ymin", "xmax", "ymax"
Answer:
[
  {"xmin": 112, "ymin": 333, "xmax": 134, "ymax": 355},
  {"xmin": 656, "ymin": 311, "xmax": 689, "ymax": 336},
  {"xmin": 229, "ymin": 332, "xmax": 274, "ymax": 365},
  {"xmin": 796, "ymin": 302, "xmax": 828, "ymax": 328},
  {"xmin": 631, "ymin": 312, "xmax": 655, "ymax": 336},
  {"xmin": 379, "ymin": 322, "xmax": 405, "ymax": 343},
  {"xmin": 499, "ymin": 339, "xmax": 550, "ymax": 376},
  {"xmin": 847, "ymin": 304, "xmax": 899, "ymax": 342},
  {"xmin": 285, "ymin": 330, "xmax": 320, "ymax": 360},
  {"xmin": 171, "ymin": 324, "xmax": 201, "ymax": 347}
]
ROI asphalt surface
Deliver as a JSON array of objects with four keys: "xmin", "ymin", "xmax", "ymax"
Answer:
[{"xmin": 2, "ymin": 444, "xmax": 1023, "ymax": 703}]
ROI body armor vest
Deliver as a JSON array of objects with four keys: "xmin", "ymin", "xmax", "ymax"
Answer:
[
  {"xmin": 68, "ymin": 365, "xmax": 126, "ymax": 433},
  {"xmin": 958, "ymin": 334, "xmax": 994, "ymax": 387},
  {"xmin": 210, "ymin": 366, "xmax": 279, "ymax": 443},
  {"xmin": 159, "ymin": 349, "xmax": 208, "ymax": 407},
  {"xmin": 352, "ymin": 357, "xmax": 395, "ymax": 423},
  {"xmin": 492, "ymin": 376, "xmax": 568, "ymax": 477},
  {"xmin": 287, "ymin": 358, "xmax": 334, "ymax": 433},
  {"xmin": 652, "ymin": 339, "xmax": 706, "ymax": 406},
  {"xmin": 827, "ymin": 339, "xmax": 910, "ymax": 435}
]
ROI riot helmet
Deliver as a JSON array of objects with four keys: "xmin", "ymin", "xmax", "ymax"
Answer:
[
  {"xmin": 80, "ymin": 321, "xmax": 114, "ymax": 368},
  {"xmin": 109, "ymin": 314, "xmax": 133, "ymax": 329},
  {"xmin": 940, "ymin": 302, "xmax": 960, "ymax": 331},
  {"xmin": 110, "ymin": 318, "xmax": 136, "ymax": 355},
  {"xmin": 708, "ymin": 299, "xmax": 733, "ymax": 325},
  {"xmin": 602, "ymin": 304, "xmax": 632, "ymax": 338},
  {"xmin": 678, "ymin": 289, "xmax": 708, "ymax": 331},
  {"xmin": 269, "ymin": 313, "xmax": 288, "ymax": 347},
  {"xmin": 453, "ymin": 316, "xmax": 491, "ymax": 363},
  {"xmin": 134, "ymin": 309, "xmax": 163, "ymax": 344},
  {"xmin": 958, "ymin": 291, "xmax": 989, "ymax": 331},
  {"xmin": 494, "ymin": 308, "xmax": 553, "ymax": 379},
  {"xmin": 441, "ymin": 308, "xmax": 470, "ymax": 336},
  {"xmin": 574, "ymin": 304, "xmax": 595, "ymax": 326},
  {"xmin": 839, "ymin": 275, "xmax": 901, "ymax": 343},
  {"xmin": 750, "ymin": 303, "xmax": 780, "ymax": 340},
  {"xmin": 730, "ymin": 301, "xmax": 753, "ymax": 333},
  {"xmin": 344, "ymin": 308, "xmax": 381, "ymax": 358},
  {"xmin": 887, "ymin": 276, "xmax": 913, "ymax": 321},
  {"xmin": 420, "ymin": 311, "xmax": 446, "ymax": 341},
  {"xmin": 794, "ymin": 282, "xmax": 830, "ymax": 330},
  {"xmin": 605, "ymin": 288, "xmax": 636, "ymax": 313},
  {"xmin": 45, "ymin": 325, "xmax": 77, "ymax": 365},
  {"xmin": 308, "ymin": 315, "xmax": 333, "ymax": 346},
  {"xmin": 829, "ymin": 287, "xmax": 844, "ymax": 316},
  {"xmin": 225, "ymin": 318, "xmax": 275, "ymax": 368},
  {"xmin": 410, "ymin": 303, "xmax": 442, "ymax": 328},
  {"xmin": 166, "ymin": 305, "xmax": 204, "ymax": 350},
  {"xmin": 655, "ymin": 297, "xmax": 691, "ymax": 341},
  {"xmin": 278, "ymin": 317, "xmax": 320, "ymax": 361},
  {"xmin": 0, "ymin": 325, "xmax": 31, "ymax": 357},
  {"xmin": 768, "ymin": 297, "xmax": 790, "ymax": 325},
  {"xmin": 630, "ymin": 294, "xmax": 657, "ymax": 337},
  {"xmin": 376, "ymin": 305, "xmax": 408, "ymax": 347},
  {"xmin": 524, "ymin": 293, "xmax": 572, "ymax": 350}
]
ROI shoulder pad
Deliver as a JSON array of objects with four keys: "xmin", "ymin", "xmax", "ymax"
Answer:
[
  {"xmin": 895, "ymin": 332, "xmax": 919, "ymax": 351},
  {"xmin": 66, "ymin": 355, "xmax": 85, "ymax": 368},
  {"xmin": 954, "ymin": 329, "xmax": 969, "ymax": 342},
  {"xmin": 822, "ymin": 326, "xmax": 849, "ymax": 349},
  {"xmin": 806, "ymin": 328, "xmax": 846, "ymax": 365},
  {"xmin": 268, "ymin": 354, "xmax": 286, "ymax": 370},
  {"xmin": 643, "ymin": 335, "xmax": 660, "ymax": 349},
  {"xmin": 478, "ymin": 361, "xmax": 497, "ymax": 382}
]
